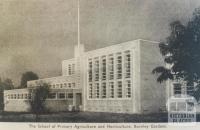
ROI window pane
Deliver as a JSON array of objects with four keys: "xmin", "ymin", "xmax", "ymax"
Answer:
[
  {"xmin": 125, "ymin": 80, "xmax": 131, "ymax": 98},
  {"xmin": 48, "ymin": 93, "xmax": 56, "ymax": 99},
  {"xmin": 68, "ymin": 83, "xmax": 71, "ymax": 88},
  {"xmin": 72, "ymin": 64, "xmax": 75, "ymax": 74},
  {"xmin": 89, "ymin": 84, "xmax": 93, "ymax": 99},
  {"xmin": 58, "ymin": 93, "xmax": 65, "ymax": 99},
  {"xmin": 72, "ymin": 83, "xmax": 75, "ymax": 88},
  {"xmin": 102, "ymin": 82, "xmax": 106, "ymax": 98},
  {"xmin": 94, "ymin": 59, "xmax": 99, "ymax": 81},
  {"xmin": 95, "ymin": 83, "xmax": 100, "ymax": 98},
  {"xmin": 108, "ymin": 55, "xmax": 114, "ymax": 80},
  {"xmin": 116, "ymin": 53, "xmax": 122, "ymax": 79},
  {"xmin": 88, "ymin": 59, "xmax": 93, "ymax": 82},
  {"xmin": 187, "ymin": 86, "xmax": 194, "ymax": 95},
  {"xmin": 68, "ymin": 64, "xmax": 71, "ymax": 75},
  {"xmin": 68, "ymin": 93, "xmax": 73, "ymax": 98},
  {"xmin": 117, "ymin": 81, "xmax": 122, "ymax": 98},
  {"xmin": 124, "ymin": 51, "xmax": 131, "ymax": 78},
  {"xmin": 25, "ymin": 94, "xmax": 28, "ymax": 99},
  {"xmin": 101, "ymin": 56, "xmax": 107, "ymax": 81},
  {"xmin": 109, "ymin": 82, "xmax": 114, "ymax": 98},
  {"xmin": 173, "ymin": 83, "xmax": 181, "ymax": 95}
]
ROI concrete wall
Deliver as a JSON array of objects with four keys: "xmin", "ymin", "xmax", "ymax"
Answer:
[
  {"xmin": 4, "ymin": 99, "xmax": 73, "ymax": 112},
  {"xmin": 44, "ymin": 100, "xmax": 73, "ymax": 112},
  {"xmin": 4, "ymin": 88, "xmax": 81, "ymax": 112},
  {"xmin": 83, "ymin": 40, "xmax": 139, "ymax": 113},
  {"xmin": 85, "ymin": 100, "xmax": 134, "ymax": 113},
  {"xmin": 4, "ymin": 99, "xmax": 30, "ymax": 112},
  {"xmin": 4, "ymin": 89, "xmax": 30, "ymax": 112},
  {"xmin": 139, "ymin": 40, "xmax": 166, "ymax": 113}
]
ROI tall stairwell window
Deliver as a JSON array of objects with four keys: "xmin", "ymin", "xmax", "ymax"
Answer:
[
  {"xmin": 88, "ymin": 59, "xmax": 93, "ymax": 82},
  {"xmin": 173, "ymin": 83, "xmax": 181, "ymax": 95},
  {"xmin": 124, "ymin": 51, "xmax": 131, "ymax": 78},
  {"xmin": 108, "ymin": 55, "xmax": 114, "ymax": 80},
  {"xmin": 116, "ymin": 53, "xmax": 122, "ymax": 79},
  {"xmin": 101, "ymin": 56, "xmax": 106, "ymax": 81},
  {"xmin": 94, "ymin": 58, "xmax": 99, "ymax": 81}
]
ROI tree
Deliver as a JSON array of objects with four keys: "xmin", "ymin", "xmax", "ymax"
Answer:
[
  {"xmin": 20, "ymin": 71, "xmax": 39, "ymax": 88},
  {"xmin": 152, "ymin": 8, "xmax": 200, "ymax": 100},
  {"xmin": 28, "ymin": 82, "xmax": 50, "ymax": 121},
  {"xmin": 2, "ymin": 78, "xmax": 15, "ymax": 90},
  {"xmin": 0, "ymin": 78, "xmax": 15, "ymax": 110}
]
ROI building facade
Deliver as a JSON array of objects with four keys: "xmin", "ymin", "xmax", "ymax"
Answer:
[{"xmin": 4, "ymin": 39, "xmax": 166, "ymax": 114}]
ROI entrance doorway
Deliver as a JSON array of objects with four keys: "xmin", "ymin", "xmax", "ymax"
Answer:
[{"xmin": 75, "ymin": 93, "xmax": 82, "ymax": 111}]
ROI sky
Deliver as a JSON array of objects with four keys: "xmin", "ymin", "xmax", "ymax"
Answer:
[{"xmin": 0, "ymin": 0, "xmax": 200, "ymax": 86}]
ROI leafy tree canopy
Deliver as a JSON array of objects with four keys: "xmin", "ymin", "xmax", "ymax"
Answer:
[
  {"xmin": 0, "ymin": 78, "xmax": 14, "ymax": 90},
  {"xmin": 152, "ymin": 8, "xmax": 200, "ymax": 100},
  {"xmin": 29, "ymin": 82, "xmax": 50, "ymax": 115},
  {"xmin": 0, "ymin": 78, "xmax": 14, "ymax": 110},
  {"xmin": 20, "ymin": 71, "xmax": 39, "ymax": 88}
]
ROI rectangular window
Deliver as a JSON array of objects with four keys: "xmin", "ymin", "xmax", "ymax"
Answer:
[
  {"xmin": 64, "ymin": 83, "xmax": 67, "ymax": 88},
  {"xmin": 58, "ymin": 93, "xmax": 65, "ymax": 99},
  {"xmin": 28, "ymin": 94, "xmax": 32, "ymax": 99},
  {"xmin": 60, "ymin": 84, "xmax": 63, "ymax": 88},
  {"xmin": 94, "ymin": 58, "xmax": 99, "ymax": 81},
  {"xmin": 173, "ymin": 83, "xmax": 181, "ymax": 95},
  {"xmin": 48, "ymin": 93, "xmax": 56, "ymax": 99},
  {"xmin": 117, "ymin": 81, "xmax": 122, "ymax": 98},
  {"xmin": 68, "ymin": 64, "xmax": 71, "ymax": 75},
  {"xmin": 11, "ymin": 94, "xmax": 13, "ymax": 99},
  {"xmin": 116, "ymin": 53, "xmax": 122, "ymax": 79},
  {"xmin": 88, "ymin": 59, "xmax": 93, "ymax": 82},
  {"xmin": 89, "ymin": 84, "xmax": 93, "ymax": 99},
  {"xmin": 72, "ymin": 64, "xmax": 75, "ymax": 74},
  {"xmin": 25, "ymin": 94, "xmax": 28, "ymax": 99},
  {"xmin": 68, "ymin": 83, "xmax": 71, "ymax": 88},
  {"xmin": 68, "ymin": 93, "xmax": 73, "ymax": 98},
  {"xmin": 124, "ymin": 51, "xmax": 131, "ymax": 78},
  {"xmin": 52, "ymin": 84, "xmax": 55, "ymax": 89},
  {"xmin": 187, "ymin": 86, "xmax": 194, "ymax": 95},
  {"xmin": 95, "ymin": 83, "xmax": 100, "ymax": 98},
  {"xmin": 108, "ymin": 55, "xmax": 114, "ymax": 80},
  {"xmin": 102, "ymin": 82, "xmax": 106, "ymax": 98},
  {"xmin": 72, "ymin": 83, "xmax": 75, "ymax": 88},
  {"xmin": 56, "ymin": 84, "xmax": 59, "ymax": 88},
  {"xmin": 109, "ymin": 82, "xmax": 114, "ymax": 98},
  {"xmin": 101, "ymin": 56, "xmax": 106, "ymax": 80},
  {"xmin": 125, "ymin": 80, "xmax": 131, "ymax": 98},
  {"xmin": 17, "ymin": 94, "xmax": 20, "ymax": 99}
]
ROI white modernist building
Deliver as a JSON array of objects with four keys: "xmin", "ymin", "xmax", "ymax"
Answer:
[{"xmin": 4, "ymin": 39, "xmax": 167, "ymax": 114}]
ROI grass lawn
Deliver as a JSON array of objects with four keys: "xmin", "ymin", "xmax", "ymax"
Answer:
[
  {"xmin": 0, "ymin": 111, "xmax": 166, "ymax": 122},
  {"xmin": 0, "ymin": 111, "xmax": 199, "ymax": 123}
]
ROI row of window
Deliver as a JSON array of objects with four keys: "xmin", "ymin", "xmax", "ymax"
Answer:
[
  {"xmin": 47, "ymin": 92, "xmax": 73, "ymax": 99},
  {"xmin": 88, "ymin": 51, "xmax": 131, "ymax": 82},
  {"xmin": 88, "ymin": 80, "xmax": 131, "ymax": 99},
  {"xmin": 67, "ymin": 63, "xmax": 75, "ymax": 75},
  {"xmin": 6, "ymin": 92, "xmax": 74, "ymax": 100},
  {"xmin": 173, "ymin": 83, "xmax": 194, "ymax": 95},
  {"xmin": 48, "ymin": 83, "xmax": 76, "ymax": 89},
  {"xmin": 7, "ymin": 93, "xmax": 31, "ymax": 100}
]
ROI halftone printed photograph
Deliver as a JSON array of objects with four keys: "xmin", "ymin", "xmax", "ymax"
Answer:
[{"xmin": 0, "ymin": 0, "xmax": 200, "ymax": 130}]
